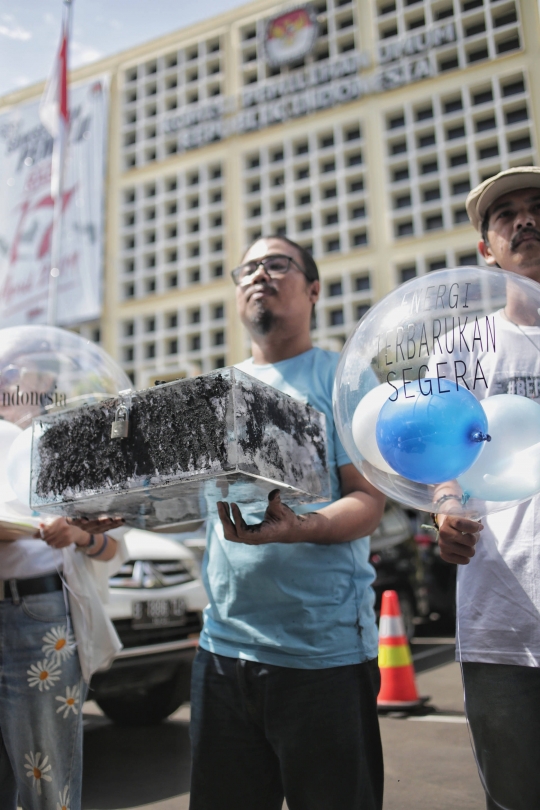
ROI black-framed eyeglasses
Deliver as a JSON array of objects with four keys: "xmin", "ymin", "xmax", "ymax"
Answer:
[{"xmin": 231, "ymin": 254, "xmax": 304, "ymax": 286}]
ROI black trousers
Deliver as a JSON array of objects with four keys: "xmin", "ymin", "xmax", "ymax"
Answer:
[
  {"xmin": 463, "ymin": 662, "xmax": 540, "ymax": 810},
  {"xmin": 189, "ymin": 649, "xmax": 383, "ymax": 810}
]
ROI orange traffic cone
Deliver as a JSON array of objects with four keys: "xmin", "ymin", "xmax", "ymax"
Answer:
[{"xmin": 377, "ymin": 590, "xmax": 427, "ymax": 712}]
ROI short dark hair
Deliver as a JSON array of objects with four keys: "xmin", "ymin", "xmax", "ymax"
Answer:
[{"xmin": 242, "ymin": 235, "xmax": 320, "ymax": 282}]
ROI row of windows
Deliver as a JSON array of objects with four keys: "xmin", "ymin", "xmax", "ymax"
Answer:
[
  {"xmin": 122, "ymin": 167, "xmax": 222, "ymax": 202},
  {"xmin": 122, "ymin": 304, "xmax": 225, "ymax": 337},
  {"xmin": 377, "ymin": 0, "xmax": 518, "ymax": 41},
  {"xmin": 122, "ymin": 262, "xmax": 225, "ymax": 299},
  {"xmin": 123, "ymin": 330, "xmax": 226, "ymax": 362},
  {"xmin": 397, "ymin": 248, "xmax": 480, "ymax": 284},
  {"xmin": 124, "ymin": 39, "xmax": 221, "ymax": 83},
  {"xmin": 386, "ymin": 75, "xmax": 525, "ymax": 131}
]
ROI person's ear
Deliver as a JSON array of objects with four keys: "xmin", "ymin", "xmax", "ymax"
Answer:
[
  {"xmin": 309, "ymin": 279, "xmax": 320, "ymax": 304},
  {"xmin": 478, "ymin": 238, "xmax": 497, "ymax": 267}
]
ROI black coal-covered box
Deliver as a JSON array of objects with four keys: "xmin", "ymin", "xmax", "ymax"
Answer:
[{"xmin": 30, "ymin": 368, "xmax": 331, "ymax": 530}]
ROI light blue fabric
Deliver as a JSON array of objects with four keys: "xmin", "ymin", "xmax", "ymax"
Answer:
[{"xmin": 199, "ymin": 347, "xmax": 378, "ymax": 669}]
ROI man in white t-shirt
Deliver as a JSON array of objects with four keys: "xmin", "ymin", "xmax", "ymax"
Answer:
[
  {"xmin": 0, "ymin": 515, "xmax": 119, "ymax": 810},
  {"xmin": 437, "ymin": 167, "xmax": 540, "ymax": 810}
]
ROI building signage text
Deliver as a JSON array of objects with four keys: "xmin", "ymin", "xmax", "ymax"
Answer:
[{"xmin": 160, "ymin": 21, "xmax": 458, "ymax": 152}]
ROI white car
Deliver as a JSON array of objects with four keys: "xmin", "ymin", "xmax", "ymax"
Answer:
[{"xmin": 89, "ymin": 528, "xmax": 208, "ymax": 725}]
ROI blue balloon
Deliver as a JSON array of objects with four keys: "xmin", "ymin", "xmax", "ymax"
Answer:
[{"xmin": 376, "ymin": 380, "xmax": 490, "ymax": 485}]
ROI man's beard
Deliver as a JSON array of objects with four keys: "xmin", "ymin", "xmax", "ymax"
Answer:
[{"xmin": 249, "ymin": 306, "xmax": 275, "ymax": 335}]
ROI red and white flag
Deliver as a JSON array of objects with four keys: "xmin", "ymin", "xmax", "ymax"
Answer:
[{"xmin": 39, "ymin": 0, "xmax": 72, "ymax": 201}]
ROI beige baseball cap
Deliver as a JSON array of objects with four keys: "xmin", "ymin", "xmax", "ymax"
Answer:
[{"xmin": 466, "ymin": 166, "xmax": 540, "ymax": 232}]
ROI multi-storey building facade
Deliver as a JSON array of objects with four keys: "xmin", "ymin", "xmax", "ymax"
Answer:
[{"xmin": 1, "ymin": 0, "xmax": 538, "ymax": 389}]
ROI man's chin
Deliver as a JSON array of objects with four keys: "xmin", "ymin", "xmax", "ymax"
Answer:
[
  {"xmin": 249, "ymin": 309, "xmax": 275, "ymax": 335},
  {"xmin": 509, "ymin": 260, "xmax": 540, "ymax": 284}
]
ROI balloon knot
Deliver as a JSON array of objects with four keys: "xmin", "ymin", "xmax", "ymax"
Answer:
[{"xmin": 472, "ymin": 431, "xmax": 491, "ymax": 443}]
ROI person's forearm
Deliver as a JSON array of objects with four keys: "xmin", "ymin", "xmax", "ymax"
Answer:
[{"xmin": 293, "ymin": 493, "xmax": 384, "ymax": 545}]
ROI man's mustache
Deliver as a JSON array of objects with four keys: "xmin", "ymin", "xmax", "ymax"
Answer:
[
  {"xmin": 511, "ymin": 227, "xmax": 540, "ymax": 251},
  {"xmin": 246, "ymin": 282, "xmax": 277, "ymax": 297}
]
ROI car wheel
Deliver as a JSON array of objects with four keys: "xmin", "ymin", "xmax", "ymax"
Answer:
[
  {"xmin": 397, "ymin": 591, "xmax": 415, "ymax": 642},
  {"xmin": 95, "ymin": 665, "xmax": 191, "ymax": 726}
]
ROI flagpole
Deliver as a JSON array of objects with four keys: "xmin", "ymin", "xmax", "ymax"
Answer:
[
  {"xmin": 47, "ymin": 176, "xmax": 62, "ymax": 326},
  {"xmin": 45, "ymin": 0, "xmax": 72, "ymax": 326}
]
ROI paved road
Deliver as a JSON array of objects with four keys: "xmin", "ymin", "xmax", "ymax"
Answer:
[{"xmin": 81, "ymin": 636, "xmax": 485, "ymax": 810}]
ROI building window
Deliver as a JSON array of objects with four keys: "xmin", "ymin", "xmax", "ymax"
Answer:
[
  {"xmin": 326, "ymin": 238, "xmax": 340, "ymax": 252},
  {"xmin": 395, "ymin": 195, "xmax": 411, "ymax": 209},
  {"xmin": 428, "ymin": 258, "xmax": 446, "ymax": 272},
  {"xmin": 478, "ymin": 144, "xmax": 499, "ymax": 160},
  {"xmin": 452, "ymin": 179, "xmax": 471, "ymax": 195},
  {"xmin": 329, "ymin": 309, "xmax": 344, "ymax": 326},
  {"xmin": 459, "ymin": 252, "xmax": 478, "ymax": 265},
  {"xmin": 145, "ymin": 343, "xmax": 155, "ymax": 359},
  {"xmin": 328, "ymin": 281, "xmax": 342, "ymax": 297},
  {"xmin": 423, "ymin": 187, "xmax": 441, "ymax": 202},
  {"xmin": 397, "ymin": 222, "xmax": 414, "ymax": 237},
  {"xmin": 400, "ymin": 265, "xmax": 416, "ymax": 283},
  {"xmin": 355, "ymin": 276, "xmax": 370, "ymax": 291},
  {"xmin": 213, "ymin": 304, "xmax": 224, "ymax": 319},
  {"xmin": 418, "ymin": 133, "xmax": 436, "ymax": 148},
  {"xmin": 509, "ymin": 136, "xmax": 532, "ymax": 152},
  {"xmin": 450, "ymin": 153, "xmax": 468, "ymax": 167},
  {"xmin": 421, "ymin": 161, "xmax": 438, "ymax": 174},
  {"xmin": 356, "ymin": 304, "xmax": 370, "ymax": 319},
  {"xmin": 167, "ymin": 339, "xmax": 178, "ymax": 355},
  {"xmin": 166, "ymin": 313, "xmax": 178, "ymax": 328},
  {"xmin": 214, "ymin": 331, "xmax": 225, "ymax": 346},
  {"xmin": 393, "ymin": 168, "xmax": 409, "ymax": 182},
  {"xmin": 352, "ymin": 232, "xmax": 368, "ymax": 246},
  {"xmin": 190, "ymin": 335, "xmax": 201, "ymax": 351},
  {"xmin": 425, "ymin": 214, "xmax": 443, "ymax": 230}
]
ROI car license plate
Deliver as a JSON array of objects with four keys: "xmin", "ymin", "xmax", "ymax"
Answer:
[{"xmin": 132, "ymin": 598, "xmax": 187, "ymax": 629}]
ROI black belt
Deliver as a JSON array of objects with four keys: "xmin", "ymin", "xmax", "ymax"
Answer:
[{"xmin": 0, "ymin": 573, "xmax": 63, "ymax": 600}]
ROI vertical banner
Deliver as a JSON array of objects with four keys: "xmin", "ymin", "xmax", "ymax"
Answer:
[{"xmin": 0, "ymin": 76, "xmax": 108, "ymax": 326}]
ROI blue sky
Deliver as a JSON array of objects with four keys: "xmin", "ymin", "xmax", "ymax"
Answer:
[{"xmin": 0, "ymin": 0, "xmax": 249, "ymax": 97}]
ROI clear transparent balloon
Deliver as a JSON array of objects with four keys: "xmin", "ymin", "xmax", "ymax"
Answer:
[
  {"xmin": 0, "ymin": 325, "xmax": 132, "ymax": 430},
  {"xmin": 333, "ymin": 266, "xmax": 540, "ymax": 518}
]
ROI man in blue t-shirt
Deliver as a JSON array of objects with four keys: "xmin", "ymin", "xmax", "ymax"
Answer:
[{"xmin": 189, "ymin": 236, "xmax": 386, "ymax": 810}]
